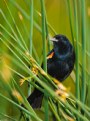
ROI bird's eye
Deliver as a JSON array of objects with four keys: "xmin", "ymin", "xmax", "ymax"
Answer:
[{"xmin": 55, "ymin": 36, "xmax": 60, "ymax": 40}]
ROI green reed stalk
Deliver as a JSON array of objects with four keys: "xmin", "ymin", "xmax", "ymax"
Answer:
[
  {"xmin": 18, "ymin": 13, "xmax": 40, "ymax": 63},
  {"xmin": 29, "ymin": 0, "xmax": 33, "ymax": 55},
  {"xmin": 87, "ymin": 22, "xmax": 90, "ymax": 109},
  {"xmin": 4, "ymin": 0, "xmax": 28, "ymax": 51},
  {"xmin": 49, "ymin": 100, "xmax": 61, "ymax": 121},
  {"xmin": 72, "ymin": 1, "xmax": 80, "ymax": 120},
  {"xmin": 40, "ymin": 0, "xmax": 48, "ymax": 121},
  {"xmin": 35, "ymin": 10, "xmax": 57, "ymax": 35},
  {"xmin": 0, "ymin": 93, "xmax": 42, "ymax": 121},
  {"xmin": 66, "ymin": 0, "xmax": 74, "ymax": 46},
  {"xmin": 45, "ymin": 19, "xmax": 51, "ymax": 52},
  {"xmin": 40, "ymin": 0, "xmax": 47, "ymax": 72},
  {"xmin": 74, "ymin": 0, "xmax": 80, "ymax": 100},
  {"xmin": 28, "ymin": 0, "xmax": 34, "ymax": 97},
  {"xmin": 81, "ymin": 0, "xmax": 86, "ymax": 104}
]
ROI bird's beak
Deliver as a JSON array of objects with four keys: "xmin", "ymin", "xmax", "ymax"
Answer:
[{"xmin": 50, "ymin": 38, "xmax": 58, "ymax": 42}]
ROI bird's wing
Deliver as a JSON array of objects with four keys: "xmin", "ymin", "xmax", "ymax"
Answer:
[{"xmin": 47, "ymin": 59, "xmax": 70, "ymax": 81}]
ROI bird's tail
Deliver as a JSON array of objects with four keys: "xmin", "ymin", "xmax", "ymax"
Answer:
[{"xmin": 27, "ymin": 88, "xmax": 43, "ymax": 109}]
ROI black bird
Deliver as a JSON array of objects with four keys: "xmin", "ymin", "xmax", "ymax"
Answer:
[{"xmin": 27, "ymin": 34, "xmax": 75, "ymax": 109}]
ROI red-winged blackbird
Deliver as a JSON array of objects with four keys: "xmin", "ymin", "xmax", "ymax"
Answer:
[{"xmin": 27, "ymin": 34, "xmax": 75, "ymax": 108}]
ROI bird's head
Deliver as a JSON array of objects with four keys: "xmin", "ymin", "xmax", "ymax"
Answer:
[{"xmin": 50, "ymin": 34, "xmax": 73, "ymax": 59}]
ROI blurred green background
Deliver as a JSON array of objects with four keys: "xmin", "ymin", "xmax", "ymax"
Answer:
[{"xmin": 0, "ymin": 0, "xmax": 90, "ymax": 120}]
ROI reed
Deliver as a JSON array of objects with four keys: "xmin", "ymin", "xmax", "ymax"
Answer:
[{"xmin": 0, "ymin": 0, "xmax": 90, "ymax": 121}]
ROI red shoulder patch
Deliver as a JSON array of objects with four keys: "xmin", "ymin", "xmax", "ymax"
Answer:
[{"xmin": 47, "ymin": 52, "xmax": 54, "ymax": 59}]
